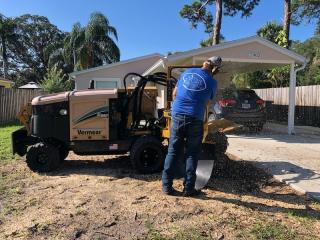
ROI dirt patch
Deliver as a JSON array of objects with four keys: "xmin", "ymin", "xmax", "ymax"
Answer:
[{"xmin": 1, "ymin": 153, "xmax": 320, "ymax": 239}]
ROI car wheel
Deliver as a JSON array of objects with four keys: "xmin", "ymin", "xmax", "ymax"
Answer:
[
  {"xmin": 248, "ymin": 126, "xmax": 257, "ymax": 133},
  {"xmin": 26, "ymin": 142, "xmax": 60, "ymax": 172},
  {"xmin": 130, "ymin": 136, "xmax": 164, "ymax": 174},
  {"xmin": 256, "ymin": 124, "xmax": 264, "ymax": 132}
]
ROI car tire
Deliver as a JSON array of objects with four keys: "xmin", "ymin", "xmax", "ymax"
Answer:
[
  {"xmin": 256, "ymin": 124, "xmax": 264, "ymax": 132},
  {"xmin": 130, "ymin": 136, "xmax": 164, "ymax": 174},
  {"xmin": 26, "ymin": 142, "xmax": 60, "ymax": 172},
  {"xmin": 248, "ymin": 126, "xmax": 257, "ymax": 133}
]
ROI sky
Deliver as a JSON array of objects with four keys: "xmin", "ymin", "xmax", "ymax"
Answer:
[{"xmin": 0, "ymin": 0, "xmax": 317, "ymax": 60}]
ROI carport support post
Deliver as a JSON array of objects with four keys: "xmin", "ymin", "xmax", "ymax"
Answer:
[{"xmin": 288, "ymin": 63, "xmax": 296, "ymax": 135}]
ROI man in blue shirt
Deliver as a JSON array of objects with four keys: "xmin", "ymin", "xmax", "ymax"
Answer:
[{"xmin": 162, "ymin": 56, "xmax": 221, "ymax": 196}]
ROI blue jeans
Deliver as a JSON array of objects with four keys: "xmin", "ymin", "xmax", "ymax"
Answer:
[{"xmin": 162, "ymin": 113, "xmax": 203, "ymax": 192}]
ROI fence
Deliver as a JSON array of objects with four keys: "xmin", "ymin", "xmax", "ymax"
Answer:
[
  {"xmin": 1, "ymin": 86, "xmax": 320, "ymax": 126},
  {"xmin": 254, "ymin": 85, "xmax": 320, "ymax": 127},
  {"xmin": 0, "ymin": 88, "xmax": 43, "ymax": 125}
]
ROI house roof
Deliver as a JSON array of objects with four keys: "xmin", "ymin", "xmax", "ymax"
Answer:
[
  {"xmin": 19, "ymin": 82, "xmax": 42, "ymax": 89},
  {"xmin": 143, "ymin": 36, "xmax": 307, "ymax": 76},
  {"xmin": 69, "ymin": 53, "xmax": 163, "ymax": 77},
  {"xmin": 170, "ymin": 36, "xmax": 306, "ymax": 63}
]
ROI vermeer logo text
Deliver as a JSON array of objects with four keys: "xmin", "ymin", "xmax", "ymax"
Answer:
[{"xmin": 77, "ymin": 129, "xmax": 101, "ymax": 135}]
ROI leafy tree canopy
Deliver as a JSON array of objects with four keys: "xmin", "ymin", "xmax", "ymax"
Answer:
[
  {"xmin": 292, "ymin": 0, "xmax": 320, "ymax": 25},
  {"xmin": 293, "ymin": 36, "xmax": 320, "ymax": 85},
  {"xmin": 48, "ymin": 12, "xmax": 120, "ymax": 72},
  {"xmin": 0, "ymin": 12, "xmax": 120, "ymax": 87},
  {"xmin": 0, "ymin": 14, "xmax": 18, "ymax": 78},
  {"xmin": 180, "ymin": 0, "xmax": 260, "ymax": 45},
  {"xmin": 2, "ymin": 14, "xmax": 65, "ymax": 85},
  {"xmin": 257, "ymin": 21, "xmax": 283, "ymax": 44},
  {"xmin": 180, "ymin": 0, "xmax": 260, "ymax": 31}
]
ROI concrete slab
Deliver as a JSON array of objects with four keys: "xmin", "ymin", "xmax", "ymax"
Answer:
[
  {"xmin": 227, "ymin": 125, "xmax": 320, "ymax": 201},
  {"xmin": 265, "ymin": 122, "xmax": 320, "ymax": 136}
]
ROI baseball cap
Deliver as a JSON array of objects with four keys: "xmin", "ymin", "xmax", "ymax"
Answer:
[{"xmin": 207, "ymin": 56, "xmax": 222, "ymax": 68}]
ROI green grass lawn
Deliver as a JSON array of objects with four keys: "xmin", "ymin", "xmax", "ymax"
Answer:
[{"xmin": 0, "ymin": 123, "xmax": 22, "ymax": 162}]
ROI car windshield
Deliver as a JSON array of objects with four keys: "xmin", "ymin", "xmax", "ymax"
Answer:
[{"xmin": 235, "ymin": 90, "xmax": 258, "ymax": 100}]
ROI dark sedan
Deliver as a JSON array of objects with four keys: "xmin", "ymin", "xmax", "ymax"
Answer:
[{"xmin": 211, "ymin": 89, "xmax": 267, "ymax": 132}]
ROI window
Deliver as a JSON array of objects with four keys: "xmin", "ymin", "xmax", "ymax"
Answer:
[
  {"xmin": 93, "ymin": 78, "xmax": 119, "ymax": 89},
  {"xmin": 95, "ymin": 81, "xmax": 117, "ymax": 89}
]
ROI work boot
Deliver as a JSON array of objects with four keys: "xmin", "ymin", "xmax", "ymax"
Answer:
[
  {"xmin": 163, "ymin": 187, "xmax": 180, "ymax": 196},
  {"xmin": 182, "ymin": 188, "xmax": 202, "ymax": 197}
]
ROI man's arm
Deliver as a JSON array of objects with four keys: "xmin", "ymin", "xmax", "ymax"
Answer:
[
  {"xmin": 210, "ymin": 79, "xmax": 218, "ymax": 100},
  {"xmin": 207, "ymin": 79, "xmax": 218, "ymax": 113}
]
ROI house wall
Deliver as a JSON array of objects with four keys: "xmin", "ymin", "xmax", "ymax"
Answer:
[
  {"xmin": 74, "ymin": 40, "xmax": 302, "ymax": 110},
  {"xmin": 200, "ymin": 42, "xmax": 296, "ymax": 63},
  {"xmin": 74, "ymin": 55, "xmax": 161, "ymax": 90}
]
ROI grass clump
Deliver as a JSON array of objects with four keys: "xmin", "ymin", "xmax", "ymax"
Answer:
[
  {"xmin": 0, "ymin": 123, "xmax": 22, "ymax": 162},
  {"xmin": 75, "ymin": 207, "xmax": 88, "ymax": 216},
  {"xmin": 250, "ymin": 221, "xmax": 296, "ymax": 240},
  {"xmin": 146, "ymin": 221, "xmax": 210, "ymax": 240},
  {"xmin": 145, "ymin": 220, "xmax": 167, "ymax": 240}
]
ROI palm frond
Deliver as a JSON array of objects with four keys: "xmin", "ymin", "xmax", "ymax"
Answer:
[{"xmin": 107, "ymin": 25, "xmax": 118, "ymax": 40}]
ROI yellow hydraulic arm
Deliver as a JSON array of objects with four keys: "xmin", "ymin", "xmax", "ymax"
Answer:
[{"xmin": 18, "ymin": 103, "xmax": 32, "ymax": 135}]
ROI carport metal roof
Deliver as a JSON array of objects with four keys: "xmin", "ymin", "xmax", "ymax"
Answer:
[{"xmin": 143, "ymin": 36, "xmax": 307, "ymax": 135}]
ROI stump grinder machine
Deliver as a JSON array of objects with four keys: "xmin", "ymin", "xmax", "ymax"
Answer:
[{"xmin": 12, "ymin": 65, "xmax": 239, "ymax": 189}]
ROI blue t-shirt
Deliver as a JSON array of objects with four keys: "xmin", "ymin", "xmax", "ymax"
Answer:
[{"xmin": 172, "ymin": 68, "xmax": 217, "ymax": 121}]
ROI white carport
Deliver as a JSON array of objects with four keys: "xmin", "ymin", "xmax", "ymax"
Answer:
[{"xmin": 143, "ymin": 36, "xmax": 307, "ymax": 135}]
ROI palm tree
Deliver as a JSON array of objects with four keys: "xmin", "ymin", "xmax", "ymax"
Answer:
[
  {"xmin": 48, "ymin": 12, "xmax": 120, "ymax": 71},
  {"xmin": 64, "ymin": 22, "xmax": 83, "ymax": 70},
  {"xmin": 48, "ymin": 12, "xmax": 120, "ymax": 72},
  {"xmin": 0, "ymin": 14, "xmax": 16, "ymax": 78},
  {"xmin": 80, "ymin": 12, "xmax": 120, "ymax": 69},
  {"xmin": 257, "ymin": 21, "xmax": 283, "ymax": 43}
]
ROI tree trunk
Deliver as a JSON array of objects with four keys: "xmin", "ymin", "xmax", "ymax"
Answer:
[
  {"xmin": 72, "ymin": 48, "xmax": 76, "ymax": 70},
  {"xmin": 89, "ymin": 47, "xmax": 93, "ymax": 68},
  {"xmin": 88, "ymin": 44, "xmax": 94, "ymax": 69},
  {"xmin": 213, "ymin": 0, "xmax": 222, "ymax": 45},
  {"xmin": 284, "ymin": 0, "xmax": 291, "ymax": 48},
  {"xmin": 1, "ymin": 35, "xmax": 8, "ymax": 78}
]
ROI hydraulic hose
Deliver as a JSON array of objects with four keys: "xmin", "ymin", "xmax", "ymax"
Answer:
[{"xmin": 122, "ymin": 72, "xmax": 169, "ymax": 130}]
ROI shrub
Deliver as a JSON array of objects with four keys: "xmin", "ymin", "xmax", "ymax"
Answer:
[{"xmin": 41, "ymin": 65, "xmax": 72, "ymax": 93}]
